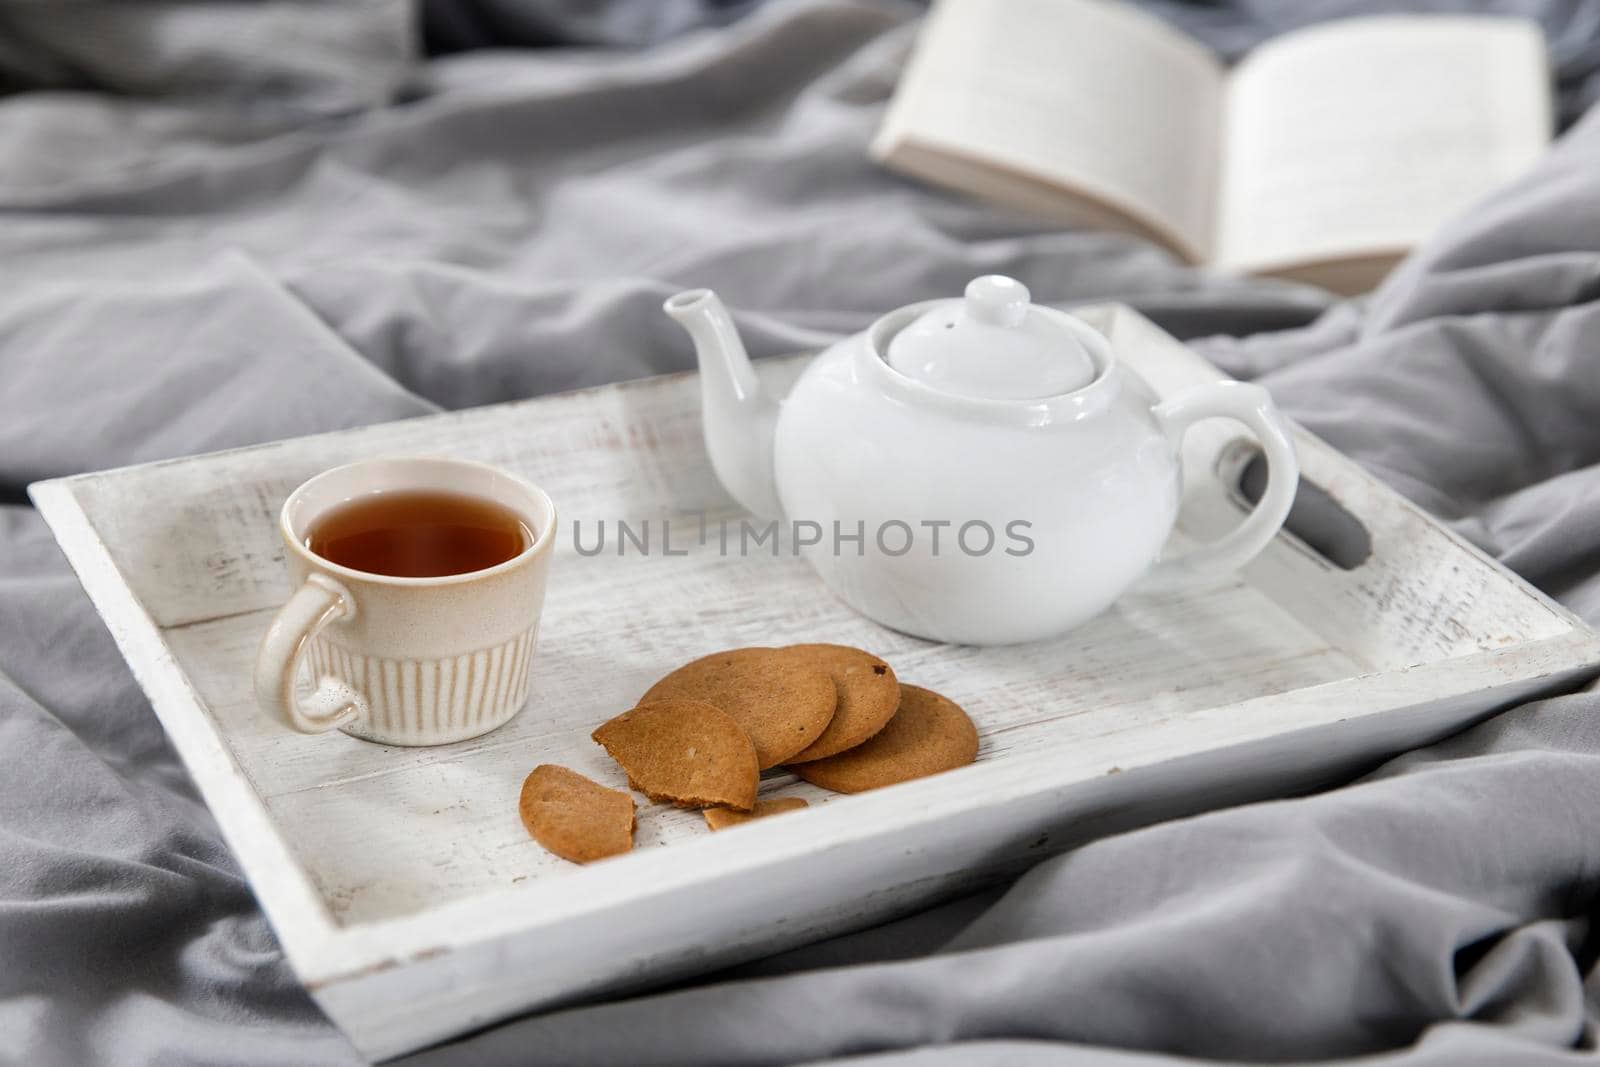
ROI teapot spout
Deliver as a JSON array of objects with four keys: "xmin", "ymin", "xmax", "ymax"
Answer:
[{"xmin": 664, "ymin": 289, "xmax": 784, "ymax": 519}]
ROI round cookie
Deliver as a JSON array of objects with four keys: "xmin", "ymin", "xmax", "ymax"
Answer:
[
  {"xmin": 593, "ymin": 699, "xmax": 759, "ymax": 810},
  {"xmin": 641, "ymin": 648, "xmax": 836, "ymax": 769},
  {"xmin": 519, "ymin": 764, "xmax": 635, "ymax": 864},
  {"xmin": 704, "ymin": 796, "xmax": 809, "ymax": 832},
  {"xmin": 780, "ymin": 644, "xmax": 901, "ymax": 763},
  {"xmin": 790, "ymin": 684, "xmax": 978, "ymax": 794}
]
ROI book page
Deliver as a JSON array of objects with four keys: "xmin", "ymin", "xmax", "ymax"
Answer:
[
  {"xmin": 873, "ymin": 0, "xmax": 1225, "ymax": 263},
  {"xmin": 1216, "ymin": 16, "xmax": 1551, "ymax": 276}
]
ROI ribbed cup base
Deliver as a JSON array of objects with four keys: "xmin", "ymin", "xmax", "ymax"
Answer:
[{"xmin": 307, "ymin": 625, "xmax": 537, "ymax": 746}]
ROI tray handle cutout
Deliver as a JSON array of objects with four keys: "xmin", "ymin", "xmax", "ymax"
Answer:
[{"xmin": 1233, "ymin": 446, "xmax": 1372, "ymax": 571}]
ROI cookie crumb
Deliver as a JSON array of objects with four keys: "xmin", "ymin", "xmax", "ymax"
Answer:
[{"xmin": 704, "ymin": 796, "xmax": 810, "ymax": 831}]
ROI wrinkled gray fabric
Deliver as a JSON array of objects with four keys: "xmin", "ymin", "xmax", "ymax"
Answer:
[
  {"xmin": 0, "ymin": 1, "xmax": 415, "ymax": 115},
  {"xmin": 419, "ymin": 0, "xmax": 766, "ymax": 51},
  {"xmin": 2, "ymin": 2, "xmax": 1599, "ymax": 1066}
]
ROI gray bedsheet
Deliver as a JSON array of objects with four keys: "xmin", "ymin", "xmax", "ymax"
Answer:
[{"xmin": 3, "ymin": 2, "xmax": 1599, "ymax": 1064}]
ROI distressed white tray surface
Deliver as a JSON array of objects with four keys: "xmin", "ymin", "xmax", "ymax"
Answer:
[{"xmin": 32, "ymin": 306, "xmax": 1600, "ymax": 1062}]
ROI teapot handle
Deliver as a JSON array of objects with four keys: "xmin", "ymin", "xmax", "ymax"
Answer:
[{"xmin": 1143, "ymin": 380, "xmax": 1298, "ymax": 587}]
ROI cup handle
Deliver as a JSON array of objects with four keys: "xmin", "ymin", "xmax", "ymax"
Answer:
[
  {"xmin": 253, "ymin": 573, "xmax": 366, "ymax": 734},
  {"xmin": 1143, "ymin": 380, "xmax": 1299, "ymax": 587}
]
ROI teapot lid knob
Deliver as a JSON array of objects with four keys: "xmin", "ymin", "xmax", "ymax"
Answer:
[
  {"xmin": 882, "ymin": 274, "xmax": 1098, "ymax": 401},
  {"xmin": 965, "ymin": 275, "xmax": 1030, "ymax": 328}
]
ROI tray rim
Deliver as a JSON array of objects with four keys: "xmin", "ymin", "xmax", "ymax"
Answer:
[{"xmin": 30, "ymin": 303, "xmax": 1600, "ymax": 1050}]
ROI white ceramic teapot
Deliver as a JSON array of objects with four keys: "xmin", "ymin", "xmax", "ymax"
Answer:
[{"xmin": 664, "ymin": 275, "xmax": 1297, "ymax": 645}]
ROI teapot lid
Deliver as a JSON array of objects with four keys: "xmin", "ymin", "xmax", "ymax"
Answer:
[{"xmin": 884, "ymin": 276, "xmax": 1097, "ymax": 400}]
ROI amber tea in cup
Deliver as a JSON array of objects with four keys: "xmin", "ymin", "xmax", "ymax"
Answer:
[{"xmin": 306, "ymin": 490, "xmax": 533, "ymax": 578}]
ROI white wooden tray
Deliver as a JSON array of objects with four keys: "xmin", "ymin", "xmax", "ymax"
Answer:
[{"xmin": 32, "ymin": 306, "xmax": 1600, "ymax": 1062}]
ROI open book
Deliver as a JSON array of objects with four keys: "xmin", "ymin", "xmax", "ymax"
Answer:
[{"xmin": 873, "ymin": 0, "xmax": 1553, "ymax": 293}]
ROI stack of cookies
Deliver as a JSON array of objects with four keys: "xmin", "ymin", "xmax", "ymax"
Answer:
[{"xmin": 520, "ymin": 644, "xmax": 978, "ymax": 865}]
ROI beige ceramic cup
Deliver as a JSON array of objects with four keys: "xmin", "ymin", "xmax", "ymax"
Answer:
[{"xmin": 254, "ymin": 457, "xmax": 556, "ymax": 746}]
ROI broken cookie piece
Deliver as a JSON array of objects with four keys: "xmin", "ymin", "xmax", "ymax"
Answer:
[
  {"xmin": 593, "ymin": 699, "xmax": 759, "ymax": 810},
  {"xmin": 519, "ymin": 764, "xmax": 635, "ymax": 864},
  {"xmin": 640, "ymin": 647, "xmax": 837, "ymax": 768}
]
